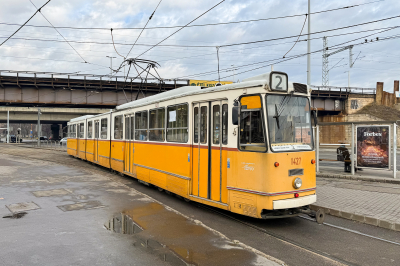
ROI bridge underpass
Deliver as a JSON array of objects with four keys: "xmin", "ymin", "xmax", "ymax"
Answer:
[{"xmin": 0, "ymin": 106, "xmax": 110, "ymax": 139}]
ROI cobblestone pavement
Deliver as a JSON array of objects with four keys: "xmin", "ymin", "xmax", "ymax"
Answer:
[{"xmin": 314, "ymin": 178, "xmax": 400, "ymax": 230}]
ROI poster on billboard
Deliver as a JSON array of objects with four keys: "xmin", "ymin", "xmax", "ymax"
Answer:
[{"xmin": 356, "ymin": 126, "xmax": 389, "ymax": 168}]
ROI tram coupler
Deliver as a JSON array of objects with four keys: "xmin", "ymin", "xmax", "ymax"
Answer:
[{"xmin": 299, "ymin": 207, "xmax": 325, "ymax": 224}]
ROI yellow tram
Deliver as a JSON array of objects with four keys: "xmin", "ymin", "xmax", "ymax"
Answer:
[{"xmin": 67, "ymin": 71, "xmax": 323, "ymax": 222}]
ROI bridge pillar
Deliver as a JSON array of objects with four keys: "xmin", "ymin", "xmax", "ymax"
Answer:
[
  {"xmin": 61, "ymin": 123, "xmax": 68, "ymax": 138},
  {"xmin": 51, "ymin": 124, "xmax": 60, "ymax": 139},
  {"xmin": 376, "ymin": 82, "xmax": 383, "ymax": 105}
]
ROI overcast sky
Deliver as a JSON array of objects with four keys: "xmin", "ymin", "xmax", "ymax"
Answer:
[{"xmin": 1, "ymin": 0, "xmax": 399, "ymax": 90}]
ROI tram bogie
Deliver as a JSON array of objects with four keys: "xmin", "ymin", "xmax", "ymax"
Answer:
[{"xmin": 67, "ymin": 71, "xmax": 324, "ymax": 223}]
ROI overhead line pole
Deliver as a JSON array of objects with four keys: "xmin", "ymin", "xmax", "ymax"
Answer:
[{"xmin": 307, "ymin": 0, "xmax": 311, "ymax": 85}]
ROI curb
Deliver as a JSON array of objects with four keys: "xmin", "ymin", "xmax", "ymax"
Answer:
[
  {"xmin": 310, "ymin": 205, "xmax": 400, "ymax": 232},
  {"xmin": 317, "ymin": 173, "xmax": 400, "ymax": 185},
  {"xmin": 17, "ymin": 145, "xmax": 67, "ymax": 152}
]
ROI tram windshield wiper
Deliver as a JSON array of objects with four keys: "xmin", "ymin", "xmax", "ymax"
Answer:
[{"xmin": 273, "ymin": 104, "xmax": 280, "ymax": 129}]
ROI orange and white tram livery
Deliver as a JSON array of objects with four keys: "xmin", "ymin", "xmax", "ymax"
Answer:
[{"xmin": 67, "ymin": 72, "xmax": 324, "ymax": 222}]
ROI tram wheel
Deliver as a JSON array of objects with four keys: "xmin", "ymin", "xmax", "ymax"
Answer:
[
  {"xmin": 158, "ymin": 187, "xmax": 164, "ymax": 192},
  {"xmin": 316, "ymin": 209, "xmax": 325, "ymax": 224},
  {"xmin": 184, "ymin": 198, "xmax": 190, "ymax": 202}
]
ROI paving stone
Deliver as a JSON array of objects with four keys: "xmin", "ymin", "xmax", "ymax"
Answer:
[
  {"xmin": 341, "ymin": 211, "xmax": 353, "ymax": 220},
  {"xmin": 32, "ymin": 188, "xmax": 72, "ymax": 197},
  {"xmin": 352, "ymin": 214, "xmax": 365, "ymax": 223},
  {"xmin": 57, "ymin": 201, "xmax": 105, "ymax": 212},
  {"xmin": 379, "ymin": 220, "xmax": 394, "ymax": 230},
  {"xmin": 364, "ymin": 217, "xmax": 379, "ymax": 226},
  {"xmin": 6, "ymin": 202, "xmax": 40, "ymax": 213}
]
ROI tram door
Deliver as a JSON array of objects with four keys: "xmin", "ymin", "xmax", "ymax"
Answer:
[
  {"xmin": 192, "ymin": 100, "xmax": 228, "ymax": 202},
  {"xmin": 94, "ymin": 120, "xmax": 99, "ymax": 163},
  {"xmin": 124, "ymin": 114, "xmax": 134, "ymax": 174}
]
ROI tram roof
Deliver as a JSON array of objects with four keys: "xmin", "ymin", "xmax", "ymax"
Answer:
[
  {"xmin": 115, "ymin": 72, "xmax": 278, "ymax": 111},
  {"xmin": 68, "ymin": 72, "xmax": 302, "ymax": 123},
  {"xmin": 69, "ymin": 115, "xmax": 94, "ymax": 123}
]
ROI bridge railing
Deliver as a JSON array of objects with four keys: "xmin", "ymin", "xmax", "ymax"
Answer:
[{"xmin": 310, "ymin": 85, "xmax": 376, "ymax": 95}]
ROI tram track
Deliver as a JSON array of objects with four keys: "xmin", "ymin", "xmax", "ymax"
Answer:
[
  {"xmin": 194, "ymin": 203, "xmax": 357, "ymax": 266},
  {"xmin": 298, "ymin": 215, "xmax": 400, "ymax": 246}
]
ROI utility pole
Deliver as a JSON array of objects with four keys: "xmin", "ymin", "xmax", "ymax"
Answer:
[
  {"xmin": 106, "ymin": 56, "xmax": 116, "ymax": 76},
  {"xmin": 37, "ymin": 109, "xmax": 41, "ymax": 147},
  {"xmin": 307, "ymin": 0, "xmax": 311, "ymax": 85},
  {"xmin": 322, "ymin": 36, "xmax": 353, "ymax": 87},
  {"xmin": 7, "ymin": 110, "xmax": 9, "ymax": 143}
]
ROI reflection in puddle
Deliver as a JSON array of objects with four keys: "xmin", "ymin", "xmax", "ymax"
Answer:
[
  {"xmin": 105, "ymin": 213, "xmax": 143, "ymax": 234},
  {"xmin": 105, "ymin": 202, "xmax": 279, "ymax": 266}
]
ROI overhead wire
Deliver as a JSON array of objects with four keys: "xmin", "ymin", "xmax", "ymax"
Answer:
[
  {"xmin": 0, "ymin": 0, "xmax": 384, "ymax": 31},
  {"xmin": 134, "ymin": 0, "xmax": 226, "ymax": 58},
  {"xmin": 283, "ymin": 14, "xmax": 308, "ymax": 58},
  {"xmin": 126, "ymin": 0, "xmax": 163, "ymax": 59},
  {"xmin": 177, "ymin": 28, "xmax": 399, "ymax": 80},
  {"xmin": 0, "ymin": 0, "xmax": 52, "ymax": 47},
  {"xmin": 28, "ymin": 0, "xmax": 87, "ymax": 63}
]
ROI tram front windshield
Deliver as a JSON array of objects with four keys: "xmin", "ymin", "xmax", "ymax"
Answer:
[{"xmin": 266, "ymin": 95, "xmax": 313, "ymax": 152}]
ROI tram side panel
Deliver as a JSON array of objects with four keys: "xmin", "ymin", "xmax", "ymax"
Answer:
[
  {"xmin": 67, "ymin": 138, "xmax": 78, "ymax": 156},
  {"xmin": 133, "ymin": 142, "xmax": 191, "ymax": 198},
  {"xmin": 98, "ymin": 140, "xmax": 111, "ymax": 168},
  {"xmin": 86, "ymin": 139, "xmax": 95, "ymax": 162},
  {"xmin": 111, "ymin": 140, "xmax": 125, "ymax": 173}
]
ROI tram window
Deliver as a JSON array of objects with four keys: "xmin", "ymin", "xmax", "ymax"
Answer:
[
  {"xmin": 130, "ymin": 116, "xmax": 134, "ymax": 140},
  {"xmin": 149, "ymin": 108, "xmax": 165, "ymax": 141},
  {"xmin": 222, "ymin": 104, "xmax": 228, "ymax": 145},
  {"xmin": 72, "ymin": 124, "xmax": 76, "ymax": 138},
  {"xmin": 213, "ymin": 105, "xmax": 220, "ymax": 144},
  {"xmin": 95, "ymin": 121, "xmax": 99, "ymax": 139},
  {"xmin": 135, "ymin": 111, "xmax": 148, "ymax": 141},
  {"xmin": 87, "ymin": 121, "xmax": 93, "ymax": 139},
  {"xmin": 167, "ymin": 104, "xmax": 188, "ymax": 143},
  {"xmin": 79, "ymin": 123, "xmax": 84, "ymax": 139},
  {"xmin": 114, "ymin": 115, "xmax": 123, "ymax": 140},
  {"xmin": 68, "ymin": 125, "xmax": 71, "ymax": 138},
  {"xmin": 239, "ymin": 96, "xmax": 266, "ymax": 152},
  {"xmin": 125, "ymin": 116, "xmax": 130, "ymax": 140},
  {"xmin": 194, "ymin": 107, "xmax": 199, "ymax": 143},
  {"xmin": 200, "ymin": 106, "xmax": 207, "ymax": 144},
  {"xmin": 101, "ymin": 118, "xmax": 108, "ymax": 139}
]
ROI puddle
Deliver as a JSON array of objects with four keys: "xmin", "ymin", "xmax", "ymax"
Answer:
[{"xmin": 105, "ymin": 202, "xmax": 281, "ymax": 266}]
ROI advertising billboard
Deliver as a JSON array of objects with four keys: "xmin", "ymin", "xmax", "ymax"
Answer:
[
  {"xmin": 356, "ymin": 126, "xmax": 389, "ymax": 168},
  {"xmin": 189, "ymin": 80, "xmax": 233, "ymax": 87}
]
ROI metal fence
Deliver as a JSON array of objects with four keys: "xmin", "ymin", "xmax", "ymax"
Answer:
[{"xmin": 28, "ymin": 140, "xmax": 67, "ymax": 151}]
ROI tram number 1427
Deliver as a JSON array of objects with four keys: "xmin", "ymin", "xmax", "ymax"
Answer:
[{"xmin": 291, "ymin": 157, "xmax": 302, "ymax": 166}]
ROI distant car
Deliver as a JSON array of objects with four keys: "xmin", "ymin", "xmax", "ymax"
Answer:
[
  {"xmin": 60, "ymin": 137, "xmax": 68, "ymax": 145},
  {"xmin": 10, "ymin": 135, "xmax": 22, "ymax": 143},
  {"xmin": 38, "ymin": 136, "xmax": 48, "ymax": 140}
]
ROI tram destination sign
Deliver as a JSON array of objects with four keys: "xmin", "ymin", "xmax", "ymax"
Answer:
[{"xmin": 356, "ymin": 126, "xmax": 389, "ymax": 168}]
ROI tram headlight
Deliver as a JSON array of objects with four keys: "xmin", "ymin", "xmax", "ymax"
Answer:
[{"xmin": 293, "ymin": 178, "xmax": 302, "ymax": 189}]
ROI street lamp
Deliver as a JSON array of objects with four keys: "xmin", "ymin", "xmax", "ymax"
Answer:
[{"xmin": 106, "ymin": 56, "xmax": 116, "ymax": 76}]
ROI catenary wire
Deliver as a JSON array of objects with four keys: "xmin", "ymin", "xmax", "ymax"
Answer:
[
  {"xmin": 28, "ymin": 0, "xmax": 87, "ymax": 63},
  {"xmin": 134, "ymin": 0, "xmax": 226, "ymax": 58},
  {"xmin": 0, "ymin": 1, "xmax": 384, "ymax": 31},
  {"xmin": 0, "ymin": 0, "xmax": 52, "ymax": 47},
  {"xmin": 126, "ymin": 0, "xmax": 163, "ymax": 59}
]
